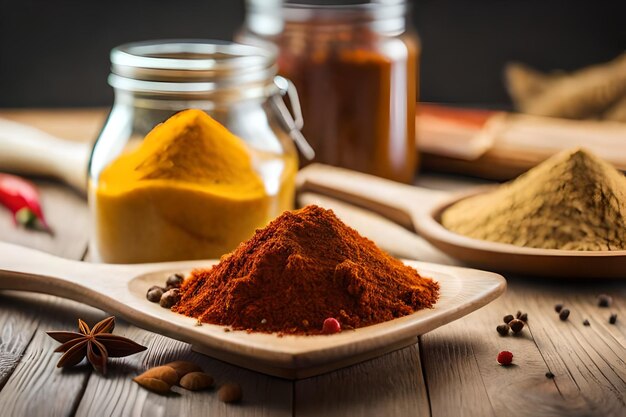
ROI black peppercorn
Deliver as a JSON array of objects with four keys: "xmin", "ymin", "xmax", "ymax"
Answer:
[
  {"xmin": 545, "ymin": 371, "xmax": 555, "ymax": 379},
  {"xmin": 166, "ymin": 273, "xmax": 185, "ymax": 289},
  {"xmin": 559, "ymin": 309, "xmax": 570, "ymax": 321},
  {"xmin": 597, "ymin": 294, "xmax": 612, "ymax": 308},
  {"xmin": 496, "ymin": 324, "xmax": 510, "ymax": 336},
  {"xmin": 160, "ymin": 288, "xmax": 181, "ymax": 308},
  {"xmin": 146, "ymin": 286, "xmax": 164, "ymax": 303},
  {"xmin": 609, "ymin": 313, "xmax": 617, "ymax": 324},
  {"xmin": 509, "ymin": 319, "xmax": 524, "ymax": 334},
  {"xmin": 503, "ymin": 314, "xmax": 515, "ymax": 324},
  {"xmin": 582, "ymin": 319, "xmax": 590, "ymax": 326},
  {"xmin": 519, "ymin": 313, "xmax": 528, "ymax": 322}
]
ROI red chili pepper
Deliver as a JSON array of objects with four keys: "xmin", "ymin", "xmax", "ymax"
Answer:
[{"xmin": 0, "ymin": 173, "xmax": 51, "ymax": 232}]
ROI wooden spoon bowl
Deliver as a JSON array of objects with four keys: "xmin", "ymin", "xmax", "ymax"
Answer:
[{"xmin": 415, "ymin": 188, "xmax": 626, "ymax": 279}]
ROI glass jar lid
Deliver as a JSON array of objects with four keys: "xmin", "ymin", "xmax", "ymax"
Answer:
[
  {"xmin": 109, "ymin": 40, "xmax": 278, "ymax": 99},
  {"xmin": 246, "ymin": 0, "xmax": 408, "ymax": 35}
]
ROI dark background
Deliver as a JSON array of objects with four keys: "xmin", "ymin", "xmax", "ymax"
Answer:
[{"xmin": 0, "ymin": 0, "xmax": 624, "ymax": 108}]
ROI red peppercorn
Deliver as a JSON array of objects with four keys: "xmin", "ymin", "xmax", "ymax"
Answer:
[
  {"xmin": 497, "ymin": 351, "xmax": 513, "ymax": 366},
  {"xmin": 322, "ymin": 318, "xmax": 341, "ymax": 334}
]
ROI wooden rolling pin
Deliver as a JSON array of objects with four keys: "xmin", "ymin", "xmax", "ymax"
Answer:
[{"xmin": 0, "ymin": 117, "xmax": 90, "ymax": 192}]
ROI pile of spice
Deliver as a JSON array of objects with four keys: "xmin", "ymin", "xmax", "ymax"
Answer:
[
  {"xmin": 173, "ymin": 205, "xmax": 440, "ymax": 335},
  {"xmin": 442, "ymin": 148, "xmax": 626, "ymax": 250},
  {"xmin": 92, "ymin": 109, "xmax": 282, "ymax": 263}
]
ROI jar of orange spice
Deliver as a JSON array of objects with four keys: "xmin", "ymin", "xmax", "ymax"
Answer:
[{"xmin": 239, "ymin": 0, "xmax": 419, "ymax": 183}]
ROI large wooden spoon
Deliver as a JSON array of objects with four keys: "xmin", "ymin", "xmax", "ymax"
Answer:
[
  {"xmin": 0, "ymin": 241, "xmax": 505, "ymax": 378},
  {"xmin": 298, "ymin": 164, "xmax": 626, "ymax": 278}
]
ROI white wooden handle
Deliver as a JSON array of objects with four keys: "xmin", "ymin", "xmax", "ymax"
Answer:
[
  {"xmin": 0, "ymin": 118, "xmax": 90, "ymax": 192},
  {"xmin": 296, "ymin": 164, "xmax": 446, "ymax": 231},
  {"xmin": 0, "ymin": 242, "xmax": 208, "ymax": 315},
  {"xmin": 0, "ymin": 242, "xmax": 122, "ymax": 303}
]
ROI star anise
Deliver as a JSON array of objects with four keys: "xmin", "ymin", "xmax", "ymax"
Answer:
[{"xmin": 47, "ymin": 316, "xmax": 147, "ymax": 374}]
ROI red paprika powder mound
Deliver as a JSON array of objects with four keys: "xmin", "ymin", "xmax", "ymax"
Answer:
[{"xmin": 173, "ymin": 205, "xmax": 440, "ymax": 335}]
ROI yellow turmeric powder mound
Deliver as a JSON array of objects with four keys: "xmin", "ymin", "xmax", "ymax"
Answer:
[
  {"xmin": 442, "ymin": 148, "xmax": 626, "ymax": 251},
  {"xmin": 91, "ymin": 109, "xmax": 291, "ymax": 263}
]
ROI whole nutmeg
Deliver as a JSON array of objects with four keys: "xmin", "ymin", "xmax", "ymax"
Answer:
[
  {"xmin": 218, "ymin": 383, "xmax": 243, "ymax": 403},
  {"xmin": 509, "ymin": 319, "xmax": 524, "ymax": 334},
  {"xmin": 503, "ymin": 314, "xmax": 514, "ymax": 324},
  {"xmin": 160, "ymin": 288, "xmax": 181, "ymax": 308},
  {"xmin": 180, "ymin": 372, "xmax": 214, "ymax": 391},
  {"xmin": 496, "ymin": 324, "xmax": 510, "ymax": 336},
  {"xmin": 166, "ymin": 273, "xmax": 185, "ymax": 289}
]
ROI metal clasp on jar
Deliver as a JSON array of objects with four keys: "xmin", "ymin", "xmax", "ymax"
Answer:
[{"xmin": 272, "ymin": 76, "xmax": 315, "ymax": 160}]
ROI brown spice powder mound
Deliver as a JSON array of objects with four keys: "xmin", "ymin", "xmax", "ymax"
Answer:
[
  {"xmin": 173, "ymin": 205, "xmax": 440, "ymax": 335},
  {"xmin": 442, "ymin": 148, "xmax": 626, "ymax": 250}
]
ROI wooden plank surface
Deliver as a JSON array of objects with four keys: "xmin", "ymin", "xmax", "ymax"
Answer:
[
  {"xmin": 295, "ymin": 344, "xmax": 430, "ymax": 417},
  {"xmin": 420, "ymin": 277, "xmax": 625, "ymax": 417},
  {"xmin": 0, "ymin": 109, "xmax": 625, "ymax": 417}
]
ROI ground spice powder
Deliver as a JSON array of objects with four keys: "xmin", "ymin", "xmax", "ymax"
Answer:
[
  {"xmin": 442, "ymin": 148, "xmax": 626, "ymax": 250},
  {"xmin": 173, "ymin": 205, "xmax": 440, "ymax": 335}
]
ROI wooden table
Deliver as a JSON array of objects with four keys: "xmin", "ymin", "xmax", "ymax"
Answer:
[{"xmin": 0, "ymin": 110, "xmax": 624, "ymax": 417}]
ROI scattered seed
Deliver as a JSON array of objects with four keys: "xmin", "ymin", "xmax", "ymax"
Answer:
[
  {"xmin": 545, "ymin": 371, "xmax": 555, "ymax": 379},
  {"xmin": 554, "ymin": 304, "xmax": 563, "ymax": 313},
  {"xmin": 322, "ymin": 317, "xmax": 341, "ymax": 334},
  {"xmin": 496, "ymin": 324, "xmax": 510, "ymax": 336},
  {"xmin": 224, "ymin": 328, "xmax": 231, "ymax": 332},
  {"xmin": 194, "ymin": 319, "xmax": 202, "ymax": 327},
  {"xmin": 519, "ymin": 313, "xmax": 528, "ymax": 322},
  {"xmin": 146, "ymin": 287, "xmax": 164, "ymax": 303},
  {"xmin": 159, "ymin": 288, "xmax": 180, "ymax": 308},
  {"xmin": 503, "ymin": 314, "xmax": 514, "ymax": 324},
  {"xmin": 559, "ymin": 309, "xmax": 570, "ymax": 321},
  {"xmin": 597, "ymin": 294, "xmax": 612, "ymax": 307},
  {"xmin": 164, "ymin": 361, "xmax": 203, "ymax": 379},
  {"xmin": 180, "ymin": 372, "xmax": 214, "ymax": 391},
  {"xmin": 583, "ymin": 319, "xmax": 590, "ymax": 326},
  {"xmin": 260, "ymin": 318, "xmax": 267, "ymax": 324},
  {"xmin": 135, "ymin": 366, "xmax": 179, "ymax": 386},
  {"xmin": 609, "ymin": 313, "xmax": 618, "ymax": 324},
  {"xmin": 166, "ymin": 273, "xmax": 185, "ymax": 289},
  {"xmin": 509, "ymin": 319, "xmax": 524, "ymax": 334},
  {"xmin": 218, "ymin": 383, "xmax": 243, "ymax": 403},
  {"xmin": 497, "ymin": 351, "xmax": 513, "ymax": 366},
  {"xmin": 515, "ymin": 310, "xmax": 522, "ymax": 319},
  {"xmin": 133, "ymin": 376, "xmax": 171, "ymax": 394}
]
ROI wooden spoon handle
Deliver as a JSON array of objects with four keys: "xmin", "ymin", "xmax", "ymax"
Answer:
[
  {"xmin": 0, "ymin": 118, "xmax": 90, "ymax": 192},
  {"xmin": 0, "ymin": 242, "xmax": 118, "ymax": 302},
  {"xmin": 297, "ymin": 164, "xmax": 446, "ymax": 232},
  {"xmin": 0, "ymin": 242, "xmax": 208, "ymax": 314}
]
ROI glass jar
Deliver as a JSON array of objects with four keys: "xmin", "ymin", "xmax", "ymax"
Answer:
[
  {"xmin": 88, "ymin": 40, "xmax": 308, "ymax": 263},
  {"xmin": 239, "ymin": 0, "xmax": 419, "ymax": 183}
]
